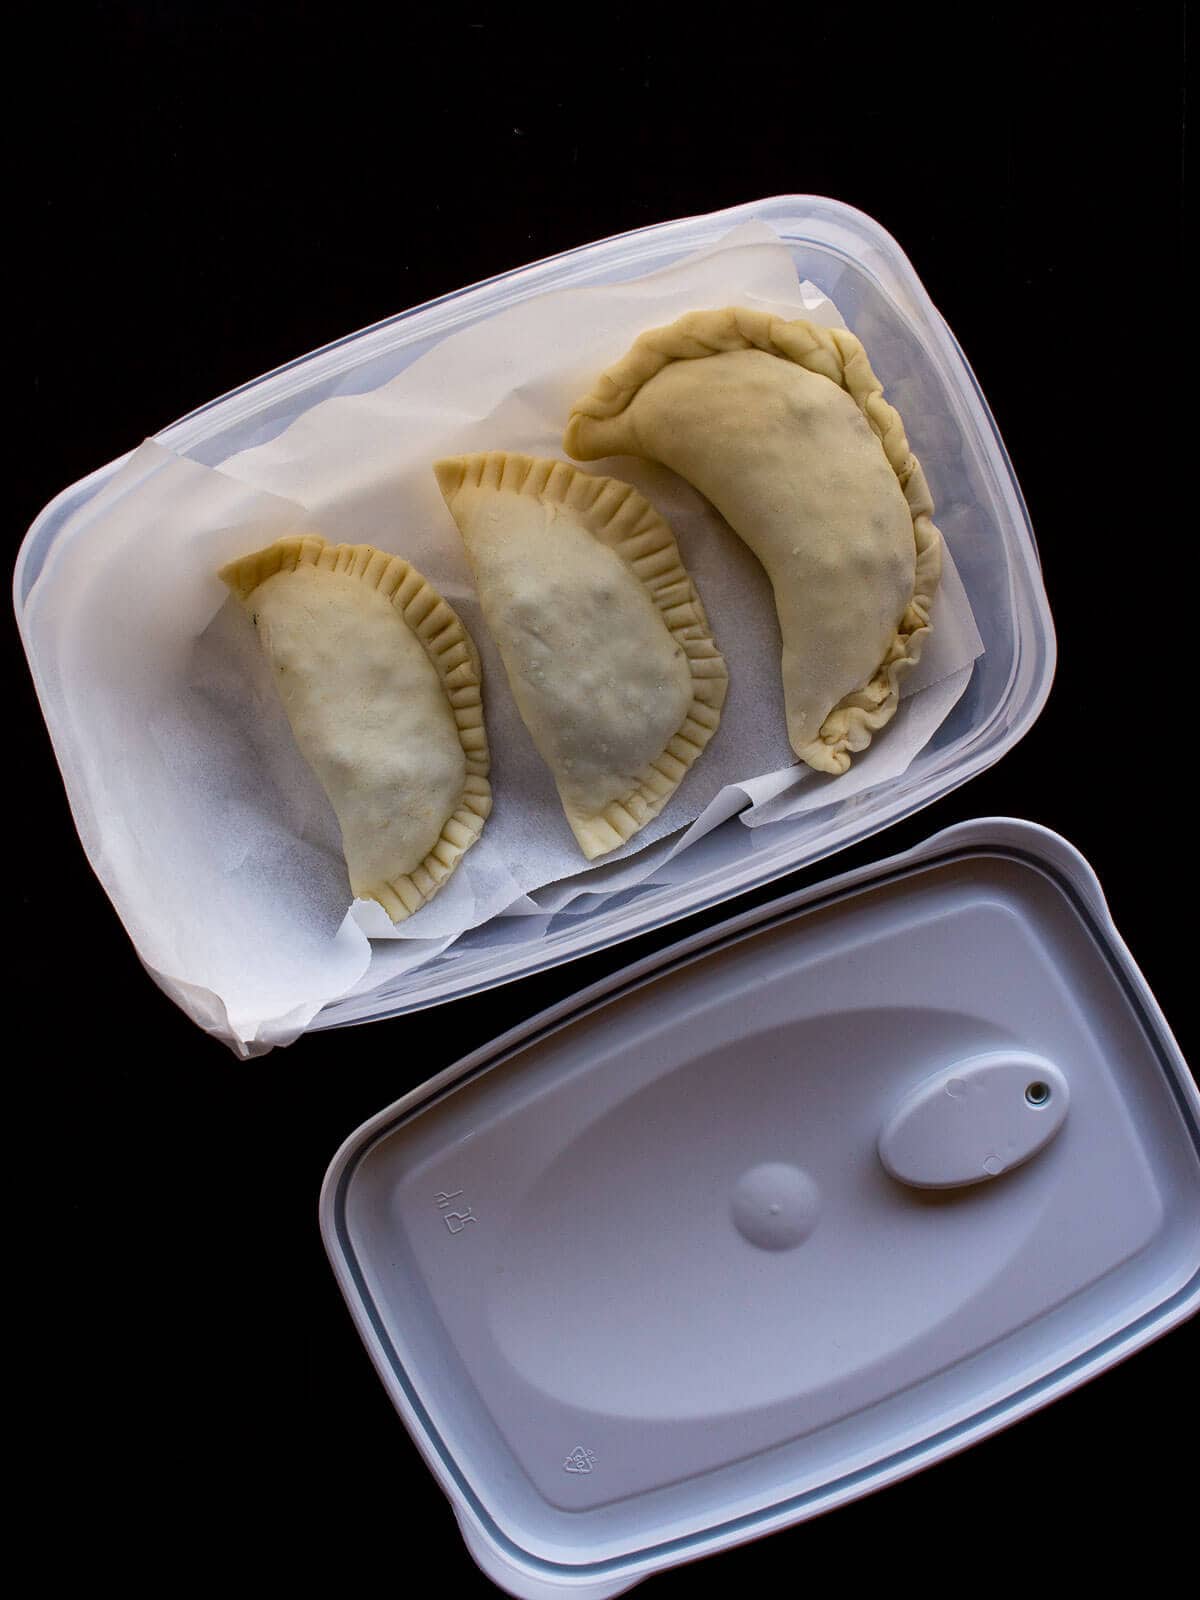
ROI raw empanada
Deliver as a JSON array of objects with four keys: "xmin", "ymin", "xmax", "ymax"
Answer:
[
  {"xmin": 219, "ymin": 536, "xmax": 491, "ymax": 921},
  {"xmin": 433, "ymin": 452, "xmax": 727, "ymax": 860},
  {"xmin": 565, "ymin": 308, "xmax": 942, "ymax": 774}
]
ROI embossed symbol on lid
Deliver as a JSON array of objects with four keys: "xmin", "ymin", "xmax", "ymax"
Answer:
[{"xmin": 563, "ymin": 1445, "xmax": 597, "ymax": 1474}]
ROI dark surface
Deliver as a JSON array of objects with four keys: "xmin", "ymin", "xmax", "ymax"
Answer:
[{"xmin": 14, "ymin": 7, "xmax": 1192, "ymax": 1593}]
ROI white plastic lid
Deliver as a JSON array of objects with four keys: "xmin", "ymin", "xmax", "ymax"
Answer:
[{"xmin": 321, "ymin": 818, "xmax": 1200, "ymax": 1598}]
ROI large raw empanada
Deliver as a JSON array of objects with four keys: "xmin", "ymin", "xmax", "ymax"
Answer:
[
  {"xmin": 565, "ymin": 308, "xmax": 942, "ymax": 774},
  {"xmin": 219, "ymin": 536, "xmax": 490, "ymax": 921},
  {"xmin": 433, "ymin": 452, "xmax": 727, "ymax": 860}
]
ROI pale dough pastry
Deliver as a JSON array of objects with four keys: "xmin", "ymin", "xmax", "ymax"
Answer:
[
  {"xmin": 565, "ymin": 308, "xmax": 942, "ymax": 774},
  {"xmin": 433, "ymin": 452, "xmax": 727, "ymax": 859},
  {"xmin": 220, "ymin": 536, "xmax": 491, "ymax": 921}
]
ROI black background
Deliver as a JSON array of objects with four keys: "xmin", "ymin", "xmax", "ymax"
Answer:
[{"xmin": 14, "ymin": 6, "xmax": 1193, "ymax": 1593}]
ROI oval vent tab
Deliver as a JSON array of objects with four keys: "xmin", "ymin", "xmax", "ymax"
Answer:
[{"xmin": 879, "ymin": 1051, "xmax": 1069, "ymax": 1189}]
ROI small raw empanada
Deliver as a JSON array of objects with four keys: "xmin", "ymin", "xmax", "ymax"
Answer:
[
  {"xmin": 219, "ymin": 536, "xmax": 490, "ymax": 921},
  {"xmin": 433, "ymin": 452, "xmax": 727, "ymax": 860},
  {"xmin": 565, "ymin": 308, "xmax": 942, "ymax": 774}
]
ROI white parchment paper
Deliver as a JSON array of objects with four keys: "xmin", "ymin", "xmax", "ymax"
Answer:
[{"xmin": 22, "ymin": 223, "xmax": 983, "ymax": 1054}]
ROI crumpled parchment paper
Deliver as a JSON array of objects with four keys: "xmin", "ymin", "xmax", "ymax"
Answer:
[{"xmin": 21, "ymin": 223, "xmax": 983, "ymax": 1053}]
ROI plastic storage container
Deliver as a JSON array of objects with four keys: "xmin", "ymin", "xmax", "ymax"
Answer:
[
  {"xmin": 19, "ymin": 198, "xmax": 1194, "ymax": 1590},
  {"xmin": 14, "ymin": 196, "xmax": 1055, "ymax": 1031},
  {"xmin": 321, "ymin": 818, "xmax": 1199, "ymax": 1597}
]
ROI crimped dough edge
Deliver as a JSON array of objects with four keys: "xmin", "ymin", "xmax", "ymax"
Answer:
[
  {"xmin": 564, "ymin": 307, "xmax": 943, "ymax": 775},
  {"xmin": 219, "ymin": 534, "xmax": 491, "ymax": 920},
  {"xmin": 435, "ymin": 451, "xmax": 728, "ymax": 859}
]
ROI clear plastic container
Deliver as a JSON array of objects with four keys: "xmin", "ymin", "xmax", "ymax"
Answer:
[{"xmin": 14, "ymin": 197, "xmax": 1055, "ymax": 1027}]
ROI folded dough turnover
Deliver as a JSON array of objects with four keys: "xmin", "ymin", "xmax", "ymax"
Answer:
[
  {"xmin": 219, "ymin": 536, "xmax": 490, "ymax": 921},
  {"xmin": 434, "ymin": 452, "xmax": 727, "ymax": 860},
  {"xmin": 565, "ymin": 308, "xmax": 942, "ymax": 774}
]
